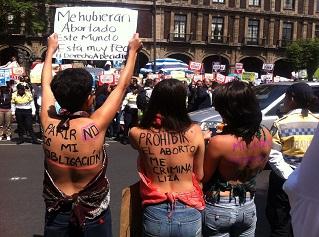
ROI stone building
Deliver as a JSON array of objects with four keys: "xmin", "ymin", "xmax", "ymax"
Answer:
[{"xmin": 1, "ymin": 0, "xmax": 319, "ymax": 77}]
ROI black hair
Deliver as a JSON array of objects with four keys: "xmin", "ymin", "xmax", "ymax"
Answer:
[
  {"xmin": 144, "ymin": 79, "xmax": 153, "ymax": 88},
  {"xmin": 139, "ymin": 79, "xmax": 192, "ymax": 132},
  {"xmin": 286, "ymin": 82, "xmax": 317, "ymax": 110},
  {"xmin": 51, "ymin": 68, "xmax": 93, "ymax": 113},
  {"xmin": 213, "ymin": 80, "xmax": 262, "ymax": 144}
]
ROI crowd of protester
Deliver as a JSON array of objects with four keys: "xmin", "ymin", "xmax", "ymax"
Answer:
[{"xmin": 2, "ymin": 32, "xmax": 319, "ymax": 237}]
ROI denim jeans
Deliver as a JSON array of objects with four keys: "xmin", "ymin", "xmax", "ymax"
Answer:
[
  {"xmin": 203, "ymin": 197, "xmax": 257, "ymax": 237},
  {"xmin": 143, "ymin": 201, "xmax": 202, "ymax": 237},
  {"xmin": 0, "ymin": 110, "xmax": 11, "ymax": 137},
  {"xmin": 44, "ymin": 207, "xmax": 112, "ymax": 237}
]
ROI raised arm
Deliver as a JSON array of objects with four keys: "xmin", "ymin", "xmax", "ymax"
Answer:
[
  {"xmin": 40, "ymin": 33, "xmax": 59, "ymax": 124},
  {"xmin": 91, "ymin": 33, "xmax": 142, "ymax": 130}
]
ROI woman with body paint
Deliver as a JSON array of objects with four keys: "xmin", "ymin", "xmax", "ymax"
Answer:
[
  {"xmin": 40, "ymin": 32, "xmax": 142, "ymax": 236},
  {"xmin": 202, "ymin": 80, "xmax": 272, "ymax": 237},
  {"xmin": 129, "ymin": 79, "xmax": 206, "ymax": 237}
]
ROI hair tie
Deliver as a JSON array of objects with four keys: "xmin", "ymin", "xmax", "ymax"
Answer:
[{"xmin": 153, "ymin": 113, "xmax": 163, "ymax": 127}]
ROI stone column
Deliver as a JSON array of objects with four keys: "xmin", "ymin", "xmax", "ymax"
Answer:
[
  {"xmin": 269, "ymin": 18, "xmax": 275, "ymax": 47},
  {"xmin": 234, "ymin": 15, "xmax": 240, "ymax": 44},
  {"xmin": 271, "ymin": 0, "xmax": 275, "ymax": 11},
  {"xmin": 293, "ymin": 21, "xmax": 298, "ymax": 40},
  {"xmin": 196, "ymin": 13, "xmax": 203, "ymax": 42},
  {"xmin": 304, "ymin": 0, "xmax": 309, "ymax": 14},
  {"xmin": 303, "ymin": 21, "xmax": 308, "ymax": 39},
  {"xmin": 236, "ymin": 0, "xmax": 240, "ymax": 8},
  {"xmin": 259, "ymin": 18, "xmax": 264, "ymax": 45},
  {"xmin": 224, "ymin": 15, "xmax": 229, "ymax": 42}
]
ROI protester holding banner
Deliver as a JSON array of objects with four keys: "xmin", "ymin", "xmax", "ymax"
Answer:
[
  {"xmin": 129, "ymin": 79, "xmax": 205, "ymax": 237},
  {"xmin": 40, "ymin": 32, "xmax": 142, "ymax": 236},
  {"xmin": 202, "ymin": 80, "xmax": 272, "ymax": 237}
]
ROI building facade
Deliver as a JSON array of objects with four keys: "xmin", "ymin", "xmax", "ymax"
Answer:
[{"xmin": 1, "ymin": 0, "xmax": 319, "ymax": 77}]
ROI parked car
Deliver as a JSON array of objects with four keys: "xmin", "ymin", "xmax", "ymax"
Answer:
[{"xmin": 189, "ymin": 82, "xmax": 319, "ymax": 130}]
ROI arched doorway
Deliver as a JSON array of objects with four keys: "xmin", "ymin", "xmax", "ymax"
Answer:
[
  {"xmin": 167, "ymin": 53, "xmax": 192, "ymax": 64},
  {"xmin": 0, "ymin": 47, "xmax": 18, "ymax": 66},
  {"xmin": 274, "ymin": 58, "xmax": 293, "ymax": 79},
  {"xmin": 240, "ymin": 57, "xmax": 264, "ymax": 77},
  {"xmin": 203, "ymin": 55, "xmax": 230, "ymax": 74}
]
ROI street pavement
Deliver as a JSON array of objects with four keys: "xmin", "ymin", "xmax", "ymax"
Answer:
[{"xmin": 0, "ymin": 138, "xmax": 270, "ymax": 237}]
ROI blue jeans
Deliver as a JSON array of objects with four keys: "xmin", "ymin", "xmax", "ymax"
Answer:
[
  {"xmin": 44, "ymin": 207, "xmax": 112, "ymax": 237},
  {"xmin": 143, "ymin": 201, "xmax": 202, "ymax": 237},
  {"xmin": 203, "ymin": 197, "xmax": 257, "ymax": 237}
]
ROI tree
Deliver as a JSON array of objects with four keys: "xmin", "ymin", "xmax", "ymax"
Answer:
[
  {"xmin": 286, "ymin": 38, "xmax": 319, "ymax": 81},
  {"xmin": 0, "ymin": 0, "xmax": 50, "ymax": 35}
]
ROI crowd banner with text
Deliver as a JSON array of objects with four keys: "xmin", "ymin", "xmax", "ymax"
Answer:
[
  {"xmin": 242, "ymin": 72, "xmax": 256, "ymax": 82},
  {"xmin": 189, "ymin": 61, "xmax": 202, "ymax": 71},
  {"xmin": 0, "ymin": 69, "xmax": 10, "ymax": 86},
  {"xmin": 54, "ymin": 7, "xmax": 138, "ymax": 61}
]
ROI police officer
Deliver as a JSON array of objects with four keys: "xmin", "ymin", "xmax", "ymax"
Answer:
[
  {"xmin": 11, "ymin": 83, "xmax": 40, "ymax": 144},
  {"xmin": 266, "ymin": 82, "xmax": 319, "ymax": 237}
]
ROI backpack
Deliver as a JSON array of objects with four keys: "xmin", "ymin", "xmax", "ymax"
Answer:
[{"xmin": 136, "ymin": 89, "xmax": 150, "ymax": 111}]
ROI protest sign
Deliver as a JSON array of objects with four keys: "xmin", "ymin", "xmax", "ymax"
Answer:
[
  {"xmin": 235, "ymin": 63, "xmax": 243, "ymax": 70},
  {"xmin": 193, "ymin": 74, "xmax": 203, "ymax": 82},
  {"xmin": 242, "ymin": 72, "xmax": 256, "ymax": 82},
  {"xmin": 204, "ymin": 73, "xmax": 214, "ymax": 80},
  {"xmin": 0, "ymin": 69, "xmax": 10, "ymax": 86},
  {"xmin": 262, "ymin": 64, "xmax": 274, "ymax": 72},
  {"xmin": 30, "ymin": 64, "xmax": 60, "ymax": 83},
  {"xmin": 170, "ymin": 70, "xmax": 186, "ymax": 80},
  {"xmin": 54, "ymin": 7, "xmax": 138, "ymax": 61},
  {"xmin": 60, "ymin": 64, "xmax": 73, "ymax": 71},
  {"xmin": 189, "ymin": 61, "xmax": 202, "ymax": 71},
  {"xmin": 216, "ymin": 73, "xmax": 226, "ymax": 84},
  {"xmin": 10, "ymin": 67, "xmax": 25, "ymax": 80},
  {"xmin": 261, "ymin": 74, "xmax": 273, "ymax": 83},
  {"xmin": 0, "ymin": 69, "xmax": 11, "ymax": 82},
  {"xmin": 99, "ymin": 73, "xmax": 114, "ymax": 85}
]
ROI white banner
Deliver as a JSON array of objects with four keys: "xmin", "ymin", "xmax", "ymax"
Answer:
[{"xmin": 54, "ymin": 7, "xmax": 138, "ymax": 61}]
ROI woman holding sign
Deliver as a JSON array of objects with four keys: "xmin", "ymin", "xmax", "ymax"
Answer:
[
  {"xmin": 41, "ymin": 33, "xmax": 142, "ymax": 236},
  {"xmin": 129, "ymin": 79, "xmax": 206, "ymax": 237},
  {"xmin": 202, "ymin": 80, "xmax": 272, "ymax": 237}
]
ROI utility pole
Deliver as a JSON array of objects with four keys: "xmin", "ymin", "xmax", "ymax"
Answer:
[{"xmin": 153, "ymin": 0, "xmax": 156, "ymax": 73}]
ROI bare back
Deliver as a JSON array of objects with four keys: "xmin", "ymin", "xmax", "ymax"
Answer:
[
  {"xmin": 203, "ymin": 127, "xmax": 272, "ymax": 183},
  {"xmin": 42, "ymin": 117, "xmax": 107, "ymax": 196},
  {"xmin": 129, "ymin": 124, "xmax": 205, "ymax": 194}
]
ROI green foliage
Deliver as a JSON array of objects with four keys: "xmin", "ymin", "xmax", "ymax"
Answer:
[
  {"xmin": 0, "ymin": 0, "xmax": 50, "ymax": 35},
  {"xmin": 286, "ymin": 38, "xmax": 319, "ymax": 80}
]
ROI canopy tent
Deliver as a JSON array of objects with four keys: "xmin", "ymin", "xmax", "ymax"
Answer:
[{"xmin": 140, "ymin": 58, "xmax": 189, "ymax": 74}]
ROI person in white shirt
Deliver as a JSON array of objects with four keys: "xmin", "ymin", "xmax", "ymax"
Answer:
[{"xmin": 284, "ymin": 122, "xmax": 319, "ymax": 237}]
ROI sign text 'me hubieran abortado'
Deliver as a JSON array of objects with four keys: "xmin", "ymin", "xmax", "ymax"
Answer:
[{"xmin": 54, "ymin": 7, "xmax": 138, "ymax": 61}]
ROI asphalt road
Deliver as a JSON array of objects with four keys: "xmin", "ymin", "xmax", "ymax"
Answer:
[{"xmin": 0, "ymin": 139, "xmax": 270, "ymax": 237}]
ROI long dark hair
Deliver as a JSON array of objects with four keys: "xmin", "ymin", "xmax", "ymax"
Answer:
[
  {"xmin": 213, "ymin": 80, "xmax": 262, "ymax": 144},
  {"xmin": 139, "ymin": 79, "xmax": 192, "ymax": 132}
]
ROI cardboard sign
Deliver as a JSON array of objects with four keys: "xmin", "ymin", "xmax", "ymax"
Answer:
[
  {"xmin": 204, "ymin": 73, "xmax": 215, "ymax": 80},
  {"xmin": 99, "ymin": 73, "xmax": 114, "ymax": 84},
  {"xmin": 189, "ymin": 61, "xmax": 202, "ymax": 71},
  {"xmin": 242, "ymin": 72, "xmax": 256, "ymax": 82},
  {"xmin": 54, "ymin": 7, "xmax": 138, "ymax": 61},
  {"xmin": 60, "ymin": 64, "xmax": 73, "ymax": 70},
  {"xmin": 235, "ymin": 63, "xmax": 243, "ymax": 70},
  {"xmin": 0, "ymin": 69, "xmax": 11, "ymax": 84},
  {"xmin": 193, "ymin": 74, "xmax": 203, "ymax": 82},
  {"xmin": 225, "ymin": 76, "xmax": 235, "ymax": 83},
  {"xmin": 170, "ymin": 70, "xmax": 186, "ymax": 80},
  {"xmin": 261, "ymin": 74, "xmax": 273, "ymax": 83},
  {"xmin": 262, "ymin": 64, "xmax": 274, "ymax": 72},
  {"xmin": 216, "ymin": 73, "xmax": 226, "ymax": 83}
]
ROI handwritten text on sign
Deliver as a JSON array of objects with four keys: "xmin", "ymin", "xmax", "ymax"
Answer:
[{"xmin": 54, "ymin": 7, "xmax": 138, "ymax": 61}]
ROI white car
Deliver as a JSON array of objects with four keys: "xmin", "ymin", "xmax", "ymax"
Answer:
[{"xmin": 189, "ymin": 82, "xmax": 319, "ymax": 130}]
